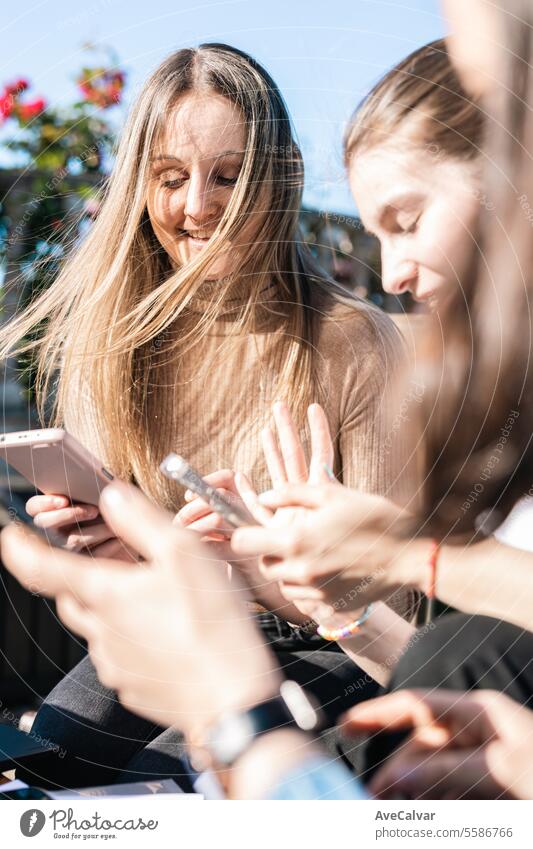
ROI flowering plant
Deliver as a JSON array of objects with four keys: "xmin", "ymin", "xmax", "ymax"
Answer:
[
  {"xmin": 76, "ymin": 67, "xmax": 125, "ymax": 108},
  {"xmin": 0, "ymin": 78, "xmax": 46, "ymax": 125},
  {"xmin": 0, "ymin": 47, "xmax": 126, "ymax": 173}
]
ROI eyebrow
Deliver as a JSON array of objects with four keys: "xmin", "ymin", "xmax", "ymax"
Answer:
[{"xmin": 151, "ymin": 150, "xmax": 245, "ymax": 163}]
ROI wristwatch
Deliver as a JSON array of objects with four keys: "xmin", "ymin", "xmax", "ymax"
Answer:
[{"xmin": 194, "ymin": 680, "xmax": 324, "ymax": 770}]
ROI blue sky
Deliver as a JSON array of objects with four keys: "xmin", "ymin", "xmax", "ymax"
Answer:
[{"xmin": 1, "ymin": 0, "xmax": 444, "ymax": 213}]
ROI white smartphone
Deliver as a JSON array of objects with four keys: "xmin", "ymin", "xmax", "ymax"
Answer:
[{"xmin": 0, "ymin": 428, "xmax": 114, "ymax": 506}]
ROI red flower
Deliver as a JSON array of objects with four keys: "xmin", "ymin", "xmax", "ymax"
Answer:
[
  {"xmin": 5, "ymin": 78, "xmax": 29, "ymax": 97},
  {"xmin": 17, "ymin": 97, "xmax": 46, "ymax": 121},
  {"xmin": 0, "ymin": 93, "xmax": 13, "ymax": 122}
]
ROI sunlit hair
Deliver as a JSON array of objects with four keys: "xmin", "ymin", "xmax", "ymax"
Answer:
[
  {"xmin": 344, "ymin": 38, "xmax": 484, "ymax": 165},
  {"xmin": 1, "ymin": 43, "xmax": 368, "ymax": 506}
]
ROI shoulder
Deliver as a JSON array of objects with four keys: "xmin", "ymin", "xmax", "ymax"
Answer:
[{"xmin": 311, "ymin": 285, "xmax": 406, "ymax": 368}]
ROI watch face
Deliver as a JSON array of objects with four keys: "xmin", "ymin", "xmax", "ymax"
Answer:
[
  {"xmin": 205, "ymin": 683, "xmax": 322, "ymax": 769},
  {"xmin": 208, "ymin": 712, "xmax": 257, "ymax": 767}
]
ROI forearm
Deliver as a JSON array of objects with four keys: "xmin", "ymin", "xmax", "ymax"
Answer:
[{"xmin": 404, "ymin": 535, "xmax": 533, "ymax": 632}]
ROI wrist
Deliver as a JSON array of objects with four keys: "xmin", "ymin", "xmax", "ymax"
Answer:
[
  {"xmin": 186, "ymin": 669, "xmax": 283, "ymax": 747},
  {"xmin": 227, "ymin": 728, "xmax": 318, "ymax": 800},
  {"xmin": 189, "ymin": 678, "xmax": 323, "ymax": 780},
  {"xmin": 394, "ymin": 536, "xmax": 435, "ymax": 594}
]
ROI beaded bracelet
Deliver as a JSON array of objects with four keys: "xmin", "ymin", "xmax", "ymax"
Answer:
[{"xmin": 317, "ymin": 604, "xmax": 375, "ymax": 642}]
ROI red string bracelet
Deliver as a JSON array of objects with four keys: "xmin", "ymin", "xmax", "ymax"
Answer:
[
  {"xmin": 427, "ymin": 539, "xmax": 440, "ymax": 599},
  {"xmin": 425, "ymin": 539, "xmax": 440, "ymax": 624}
]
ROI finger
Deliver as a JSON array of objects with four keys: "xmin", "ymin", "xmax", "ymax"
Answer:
[
  {"xmin": 261, "ymin": 426, "xmax": 287, "ymax": 487},
  {"xmin": 273, "ymin": 401, "xmax": 308, "ymax": 483},
  {"xmin": 0, "ymin": 523, "xmax": 110, "ymax": 599},
  {"xmin": 184, "ymin": 469, "xmax": 237, "ymax": 502},
  {"xmin": 178, "ymin": 488, "xmax": 240, "ymax": 527},
  {"xmin": 307, "ymin": 404, "xmax": 335, "ymax": 484},
  {"xmin": 98, "ymin": 481, "xmax": 187, "ymax": 562},
  {"xmin": 89, "ymin": 538, "xmax": 139, "ymax": 562},
  {"xmin": 370, "ymin": 748, "xmax": 494, "ymax": 800},
  {"xmin": 188, "ymin": 513, "xmax": 234, "ymax": 537},
  {"xmin": 232, "ymin": 525, "xmax": 297, "ymax": 558},
  {"xmin": 259, "ymin": 558, "xmax": 312, "ymax": 584},
  {"xmin": 26, "ymin": 494, "xmax": 70, "ymax": 517},
  {"xmin": 33, "ymin": 504, "xmax": 100, "ymax": 529},
  {"xmin": 234, "ymin": 472, "xmax": 274, "ymax": 526},
  {"xmin": 177, "ymin": 499, "xmax": 216, "ymax": 525},
  {"xmin": 64, "ymin": 522, "xmax": 116, "ymax": 552},
  {"xmin": 258, "ymin": 483, "xmax": 330, "ymax": 511},
  {"xmin": 56, "ymin": 593, "xmax": 99, "ymax": 641},
  {"xmin": 339, "ymin": 689, "xmax": 483, "ymax": 737},
  {"xmin": 278, "ymin": 581, "xmax": 325, "ymax": 602}
]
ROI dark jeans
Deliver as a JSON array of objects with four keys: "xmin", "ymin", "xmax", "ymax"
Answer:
[
  {"xmin": 359, "ymin": 613, "xmax": 533, "ymax": 781},
  {"xmin": 18, "ymin": 640, "xmax": 379, "ymax": 790}
]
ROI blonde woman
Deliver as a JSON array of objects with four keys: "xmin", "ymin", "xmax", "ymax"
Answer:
[{"xmin": 4, "ymin": 44, "xmax": 412, "ymax": 789}]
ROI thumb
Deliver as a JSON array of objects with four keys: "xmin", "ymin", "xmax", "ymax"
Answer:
[{"xmin": 99, "ymin": 482, "xmax": 177, "ymax": 561}]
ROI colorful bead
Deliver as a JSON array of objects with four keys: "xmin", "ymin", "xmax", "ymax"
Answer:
[{"xmin": 316, "ymin": 604, "xmax": 374, "ymax": 642}]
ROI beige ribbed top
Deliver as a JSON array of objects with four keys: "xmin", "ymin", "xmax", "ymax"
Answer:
[
  {"xmin": 163, "ymin": 279, "xmax": 406, "ymax": 504},
  {"xmin": 68, "ymin": 278, "xmax": 406, "ymax": 504}
]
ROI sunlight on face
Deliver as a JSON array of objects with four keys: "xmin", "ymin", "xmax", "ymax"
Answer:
[
  {"xmin": 349, "ymin": 146, "xmax": 482, "ymax": 307},
  {"xmin": 146, "ymin": 92, "xmax": 247, "ymax": 279}
]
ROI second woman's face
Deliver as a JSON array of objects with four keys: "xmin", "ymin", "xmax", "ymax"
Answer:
[
  {"xmin": 147, "ymin": 92, "xmax": 247, "ymax": 279},
  {"xmin": 349, "ymin": 146, "xmax": 481, "ymax": 306}
]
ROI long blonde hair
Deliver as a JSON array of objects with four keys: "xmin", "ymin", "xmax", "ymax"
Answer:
[{"xmin": 1, "ymin": 43, "xmax": 345, "ymax": 506}]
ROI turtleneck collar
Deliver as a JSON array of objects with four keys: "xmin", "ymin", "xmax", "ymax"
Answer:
[{"xmin": 186, "ymin": 277, "xmax": 280, "ymax": 318}]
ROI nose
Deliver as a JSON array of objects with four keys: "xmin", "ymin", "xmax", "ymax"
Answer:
[
  {"xmin": 381, "ymin": 250, "xmax": 418, "ymax": 296},
  {"xmin": 183, "ymin": 171, "xmax": 216, "ymax": 223}
]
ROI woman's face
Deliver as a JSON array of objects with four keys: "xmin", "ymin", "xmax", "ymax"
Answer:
[
  {"xmin": 147, "ymin": 92, "xmax": 247, "ymax": 279},
  {"xmin": 349, "ymin": 146, "xmax": 481, "ymax": 306}
]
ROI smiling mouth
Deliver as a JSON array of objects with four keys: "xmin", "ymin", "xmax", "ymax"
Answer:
[{"xmin": 177, "ymin": 229, "xmax": 214, "ymax": 244}]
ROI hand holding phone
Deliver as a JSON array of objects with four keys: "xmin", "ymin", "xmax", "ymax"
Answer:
[
  {"xmin": 0, "ymin": 428, "xmax": 135, "ymax": 560},
  {"xmin": 161, "ymin": 454, "xmax": 258, "ymax": 529}
]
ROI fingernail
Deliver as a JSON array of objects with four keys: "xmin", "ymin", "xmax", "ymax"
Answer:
[
  {"xmin": 323, "ymin": 464, "xmax": 336, "ymax": 480},
  {"xmin": 100, "ymin": 481, "xmax": 128, "ymax": 508},
  {"xmin": 54, "ymin": 497, "xmax": 66, "ymax": 507}
]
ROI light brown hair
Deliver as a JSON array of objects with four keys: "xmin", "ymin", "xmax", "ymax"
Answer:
[
  {"xmin": 344, "ymin": 38, "xmax": 484, "ymax": 166},
  {"xmin": 346, "ymin": 32, "xmax": 533, "ymax": 534}
]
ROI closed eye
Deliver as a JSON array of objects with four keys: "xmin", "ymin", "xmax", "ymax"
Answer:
[
  {"xmin": 162, "ymin": 178, "xmax": 186, "ymax": 189},
  {"xmin": 215, "ymin": 175, "xmax": 238, "ymax": 186}
]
